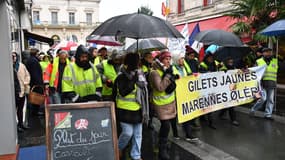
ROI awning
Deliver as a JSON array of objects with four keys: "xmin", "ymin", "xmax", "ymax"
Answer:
[
  {"xmin": 175, "ymin": 16, "xmax": 237, "ymax": 34},
  {"xmin": 23, "ymin": 30, "xmax": 54, "ymax": 46}
]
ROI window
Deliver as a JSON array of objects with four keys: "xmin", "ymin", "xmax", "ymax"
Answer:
[
  {"xmin": 33, "ymin": 11, "xmax": 40, "ymax": 24},
  {"xmin": 69, "ymin": 12, "xmax": 75, "ymax": 25},
  {"xmin": 51, "ymin": 12, "xmax": 58, "ymax": 24},
  {"xmin": 86, "ymin": 13, "xmax": 92, "ymax": 25},
  {"xmin": 203, "ymin": 0, "xmax": 213, "ymax": 6},
  {"xmin": 178, "ymin": 0, "xmax": 184, "ymax": 14}
]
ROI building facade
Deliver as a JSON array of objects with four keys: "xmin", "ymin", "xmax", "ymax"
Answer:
[
  {"xmin": 31, "ymin": 0, "xmax": 101, "ymax": 49},
  {"xmin": 166, "ymin": 0, "xmax": 236, "ymax": 33}
]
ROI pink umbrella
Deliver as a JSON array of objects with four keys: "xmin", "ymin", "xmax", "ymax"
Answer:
[
  {"xmin": 87, "ymin": 35, "xmax": 122, "ymax": 46},
  {"xmin": 53, "ymin": 41, "xmax": 78, "ymax": 51}
]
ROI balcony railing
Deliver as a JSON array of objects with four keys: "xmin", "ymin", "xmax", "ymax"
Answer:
[{"xmin": 32, "ymin": 21, "xmax": 101, "ymax": 28}]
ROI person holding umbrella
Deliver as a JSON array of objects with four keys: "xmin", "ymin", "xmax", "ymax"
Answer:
[{"xmin": 149, "ymin": 51, "xmax": 179, "ymax": 160}]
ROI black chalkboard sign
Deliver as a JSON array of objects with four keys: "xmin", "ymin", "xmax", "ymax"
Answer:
[{"xmin": 45, "ymin": 102, "xmax": 119, "ymax": 160}]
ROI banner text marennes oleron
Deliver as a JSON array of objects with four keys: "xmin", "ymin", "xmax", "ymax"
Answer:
[{"xmin": 176, "ymin": 65, "xmax": 266, "ymax": 123}]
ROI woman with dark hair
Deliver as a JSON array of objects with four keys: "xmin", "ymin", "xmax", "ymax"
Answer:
[
  {"xmin": 12, "ymin": 52, "xmax": 30, "ymax": 132},
  {"xmin": 113, "ymin": 53, "xmax": 147, "ymax": 160}
]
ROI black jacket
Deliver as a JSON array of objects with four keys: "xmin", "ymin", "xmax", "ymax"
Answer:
[{"xmin": 26, "ymin": 55, "xmax": 43, "ymax": 86}]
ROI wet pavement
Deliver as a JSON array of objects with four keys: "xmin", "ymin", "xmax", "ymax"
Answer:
[
  {"xmin": 18, "ymin": 99, "xmax": 285, "ymax": 160},
  {"xmin": 196, "ymin": 110, "xmax": 285, "ymax": 160},
  {"xmin": 18, "ymin": 114, "xmax": 195, "ymax": 160}
]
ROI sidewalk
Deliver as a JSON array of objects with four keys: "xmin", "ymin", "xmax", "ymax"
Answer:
[
  {"xmin": 153, "ymin": 107, "xmax": 285, "ymax": 160},
  {"xmin": 18, "ymin": 106, "xmax": 285, "ymax": 160}
]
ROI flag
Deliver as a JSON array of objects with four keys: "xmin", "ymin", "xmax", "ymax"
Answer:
[
  {"xmin": 162, "ymin": 2, "xmax": 166, "ymax": 16},
  {"xmin": 188, "ymin": 23, "xmax": 200, "ymax": 46},
  {"xmin": 181, "ymin": 23, "xmax": 189, "ymax": 45},
  {"xmin": 198, "ymin": 47, "xmax": 205, "ymax": 62},
  {"xmin": 191, "ymin": 40, "xmax": 204, "ymax": 62}
]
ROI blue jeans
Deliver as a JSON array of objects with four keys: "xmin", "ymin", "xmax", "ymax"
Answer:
[
  {"xmin": 251, "ymin": 88, "xmax": 275, "ymax": 117},
  {"xmin": 49, "ymin": 91, "xmax": 61, "ymax": 104},
  {"xmin": 118, "ymin": 122, "xmax": 142, "ymax": 160}
]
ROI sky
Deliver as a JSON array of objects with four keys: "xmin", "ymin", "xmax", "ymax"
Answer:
[{"xmin": 99, "ymin": 0, "xmax": 165, "ymax": 22}]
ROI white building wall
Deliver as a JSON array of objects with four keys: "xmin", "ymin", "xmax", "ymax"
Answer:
[{"xmin": 32, "ymin": 0, "xmax": 100, "ymax": 50}]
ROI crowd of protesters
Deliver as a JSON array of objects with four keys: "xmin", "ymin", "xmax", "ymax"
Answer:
[{"xmin": 13, "ymin": 42, "xmax": 278, "ymax": 160}]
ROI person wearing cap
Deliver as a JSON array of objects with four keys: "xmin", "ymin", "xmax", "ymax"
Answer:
[
  {"xmin": 149, "ymin": 51, "xmax": 178, "ymax": 160},
  {"xmin": 94, "ymin": 47, "xmax": 108, "ymax": 65},
  {"xmin": 250, "ymin": 47, "xmax": 278, "ymax": 120},
  {"xmin": 96, "ymin": 49, "xmax": 123, "ymax": 101},
  {"xmin": 219, "ymin": 57, "xmax": 239, "ymax": 126},
  {"xmin": 62, "ymin": 45, "xmax": 102, "ymax": 103},
  {"xmin": 44, "ymin": 50, "xmax": 70, "ymax": 104}
]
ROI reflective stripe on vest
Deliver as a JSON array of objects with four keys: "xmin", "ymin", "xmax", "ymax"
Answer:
[
  {"xmin": 183, "ymin": 61, "xmax": 192, "ymax": 75},
  {"xmin": 200, "ymin": 62, "xmax": 208, "ymax": 70},
  {"xmin": 102, "ymin": 60, "xmax": 117, "ymax": 96},
  {"xmin": 68, "ymin": 62, "xmax": 98, "ymax": 97},
  {"xmin": 256, "ymin": 58, "xmax": 278, "ymax": 81},
  {"xmin": 50, "ymin": 57, "xmax": 69, "ymax": 88},
  {"xmin": 116, "ymin": 87, "xmax": 140, "ymax": 111},
  {"xmin": 152, "ymin": 69, "xmax": 175, "ymax": 106}
]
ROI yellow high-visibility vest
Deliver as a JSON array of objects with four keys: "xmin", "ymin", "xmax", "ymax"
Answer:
[
  {"xmin": 62, "ymin": 62, "xmax": 102, "ymax": 97},
  {"xmin": 151, "ymin": 69, "xmax": 175, "ymax": 106},
  {"xmin": 102, "ymin": 60, "xmax": 117, "ymax": 96},
  {"xmin": 257, "ymin": 57, "xmax": 278, "ymax": 81},
  {"xmin": 116, "ymin": 85, "xmax": 140, "ymax": 111}
]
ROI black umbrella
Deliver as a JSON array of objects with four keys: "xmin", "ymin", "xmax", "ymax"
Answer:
[
  {"xmin": 126, "ymin": 39, "xmax": 167, "ymax": 53},
  {"xmin": 90, "ymin": 13, "xmax": 183, "ymax": 39},
  {"xmin": 194, "ymin": 29, "xmax": 243, "ymax": 47},
  {"xmin": 214, "ymin": 46, "xmax": 252, "ymax": 63}
]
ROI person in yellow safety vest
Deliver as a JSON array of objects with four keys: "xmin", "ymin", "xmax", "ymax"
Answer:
[
  {"xmin": 44, "ymin": 50, "xmax": 69, "ymax": 104},
  {"xmin": 199, "ymin": 53, "xmax": 218, "ymax": 129},
  {"xmin": 96, "ymin": 49, "xmax": 124, "ymax": 101},
  {"xmin": 185, "ymin": 47, "xmax": 199, "ymax": 73},
  {"xmin": 149, "ymin": 51, "xmax": 179, "ymax": 160},
  {"xmin": 94, "ymin": 47, "xmax": 108, "ymax": 66},
  {"xmin": 250, "ymin": 48, "xmax": 278, "ymax": 120},
  {"xmin": 61, "ymin": 45, "xmax": 102, "ymax": 103},
  {"xmin": 171, "ymin": 50, "xmax": 199, "ymax": 142},
  {"xmin": 39, "ymin": 54, "xmax": 51, "ymax": 76},
  {"xmin": 112, "ymin": 53, "xmax": 148, "ymax": 160},
  {"xmin": 218, "ymin": 57, "xmax": 239, "ymax": 126},
  {"xmin": 88, "ymin": 46, "xmax": 99, "ymax": 65}
]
